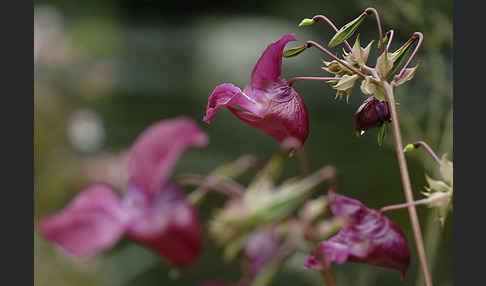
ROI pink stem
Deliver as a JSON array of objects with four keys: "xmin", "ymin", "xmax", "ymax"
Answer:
[
  {"xmin": 382, "ymin": 82, "xmax": 433, "ymax": 286},
  {"xmin": 412, "ymin": 141, "xmax": 442, "ymax": 165},
  {"xmin": 380, "ymin": 197, "xmax": 431, "ymax": 214},
  {"xmin": 365, "ymin": 8, "xmax": 385, "ymax": 54},
  {"xmin": 397, "ymin": 32, "xmax": 423, "ymax": 78},
  {"xmin": 385, "ymin": 30, "xmax": 394, "ymax": 50}
]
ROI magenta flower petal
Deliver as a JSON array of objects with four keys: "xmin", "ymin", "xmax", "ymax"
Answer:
[
  {"xmin": 203, "ymin": 83, "xmax": 263, "ymax": 124},
  {"xmin": 251, "ymin": 34, "xmax": 296, "ymax": 90},
  {"xmin": 129, "ymin": 116, "xmax": 209, "ymax": 195},
  {"xmin": 228, "ymin": 88, "xmax": 309, "ymax": 144},
  {"xmin": 38, "ymin": 184, "xmax": 126, "ymax": 258},
  {"xmin": 306, "ymin": 190, "xmax": 410, "ymax": 276},
  {"xmin": 39, "ymin": 117, "xmax": 208, "ymax": 267},
  {"xmin": 126, "ymin": 184, "xmax": 202, "ymax": 266},
  {"xmin": 244, "ymin": 227, "xmax": 278, "ymax": 275},
  {"xmin": 204, "ymin": 34, "xmax": 309, "ymax": 145}
]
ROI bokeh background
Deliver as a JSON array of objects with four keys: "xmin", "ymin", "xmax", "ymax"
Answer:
[{"xmin": 34, "ymin": 0, "xmax": 453, "ymax": 285}]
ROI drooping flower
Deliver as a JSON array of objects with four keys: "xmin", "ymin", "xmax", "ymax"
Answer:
[
  {"xmin": 39, "ymin": 117, "xmax": 208, "ymax": 267},
  {"xmin": 305, "ymin": 189, "xmax": 410, "ymax": 277},
  {"xmin": 354, "ymin": 96, "xmax": 391, "ymax": 135},
  {"xmin": 204, "ymin": 34, "xmax": 309, "ymax": 145}
]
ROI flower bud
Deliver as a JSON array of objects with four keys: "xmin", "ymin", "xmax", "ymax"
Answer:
[{"xmin": 354, "ymin": 96, "xmax": 391, "ymax": 135}]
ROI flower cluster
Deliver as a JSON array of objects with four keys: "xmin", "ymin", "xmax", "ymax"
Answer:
[{"xmin": 37, "ymin": 7, "xmax": 447, "ymax": 286}]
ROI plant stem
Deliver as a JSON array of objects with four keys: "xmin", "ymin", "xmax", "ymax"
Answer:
[
  {"xmin": 365, "ymin": 8, "xmax": 385, "ymax": 55},
  {"xmin": 415, "ymin": 210, "xmax": 441, "ymax": 286},
  {"xmin": 314, "ymin": 246, "xmax": 335, "ymax": 286},
  {"xmin": 296, "ymin": 146, "xmax": 310, "ymax": 177},
  {"xmin": 385, "ymin": 30, "xmax": 394, "ymax": 50},
  {"xmin": 396, "ymin": 32, "xmax": 423, "ymax": 79},
  {"xmin": 382, "ymin": 81, "xmax": 433, "ymax": 286},
  {"xmin": 412, "ymin": 141, "xmax": 442, "ymax": 165},
  {"xmin": 380, "ymin": 197, "xmax": 431, "ymax": 213}
]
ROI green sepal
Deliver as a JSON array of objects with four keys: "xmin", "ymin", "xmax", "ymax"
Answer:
[{"xmin": 328, "ymin": 13, "xmax": 367, "ymax": 48}]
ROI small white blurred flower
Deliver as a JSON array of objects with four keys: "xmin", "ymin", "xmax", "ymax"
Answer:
[{"xmin": 67, "ymin": 109, "xmax": 105, "ymax": 153}]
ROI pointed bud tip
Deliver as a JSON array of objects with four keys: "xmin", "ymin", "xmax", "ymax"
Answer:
[{"xmin": 298, "ymin": 18, "xmax": 315, "ymax": 27}]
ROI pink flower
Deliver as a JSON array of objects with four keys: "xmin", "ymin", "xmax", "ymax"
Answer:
[
  {"xmin": 39, "ymin": 117, "xmax": 208, "ymax": 267},
  {"xmin": 204, "ymin": 34, "xmax": 309, "ymax": 145},
  {"xmin": 305, "ymin": 190, "xmax": 410, "ymax": 277}
]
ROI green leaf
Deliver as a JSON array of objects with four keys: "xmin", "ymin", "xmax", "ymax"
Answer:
[
  {"xmin": 425, "ymin": 174, "xmax": 451, "ymax": 192},
  {"xmin": 321, "ymin": 60, "xmax": 352, "ymax": 76},
  {"xmin": 392, "ymin": 63, "xmax": 420, "ymax": 87},
  {"xmin": 376, "ymin": 51, "xmax": 393, "ymax": 79},
  {"xmin": 377, "ymin": 122, "xmax": 387, "ymax": 146},
  {"xmin": 386, "ymin": 37, "xmax": 416, "ymax": 79},
  {"xmin": 283, "ymin": 45, "xmax": 307, "ymax": 58},
  {"xmin": 328, "ymin": 13, "xmax": 367, "ymax": 48},
  {"xmin": 361, "ymin": 40, "xmax": 374, "ymax": 66},
  {"xmin": 332, "ymin": 74, "xmax": 359, "ymax": 91},
  {"xmin": 360, "ymin": 78, "xmax": 387, "ymax": 101},
  {"xmin": 298, "ymin": 18, "xmax": 315, "ymax": 27},
  {"xmin": 223, "ymin": 233, "xmax": 249, "ymax": 262},
  {"xmin": 440, "ymin": 154, "xmax": 453, "ymax": 185}
]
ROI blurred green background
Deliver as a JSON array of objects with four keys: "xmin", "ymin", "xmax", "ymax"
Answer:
[{"xmin": 34, "ymin": 0, "xmax": 453, "ymax": 285}]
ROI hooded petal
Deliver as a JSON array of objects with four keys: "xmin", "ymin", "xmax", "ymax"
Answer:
[
  {"xmin": 306, "ymin": 190, "xmax": 410, "ymax": 276},
  {"xmin": 129, "ymin": 117, "xmax": 208, "ymax": 195},
  {"xmin": 126, "ymin": 184, "xmax": 202, "ymax": 266},
  {"xmin": 245, "ymin": 227, "xmax": 278, "ymax": 275},
  {"xmin": 203, "ymin": 83, "xmax": 263, "ymax": 124},
  {"xmin": 251, "ymin": 34, "xmax": 296, "ymax": 90},
  {"xmin": 38, "ymin": 184, "xmax": 126, "ymax": 258},
  {"xmin": 228, "ymin": 88, "xmax": 309, "ymax": 144},
  {"xmin": 355, "ymin": 96, "xmax": 390, "ymax": 133},
  {"xmin": 204, "ymin": 34, "xmax": 309, "ymax": 145}
]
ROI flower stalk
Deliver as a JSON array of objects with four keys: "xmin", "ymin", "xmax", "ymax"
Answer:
[
  {"xmin": 382, "ymin": 81, "xmax": 433, "ymax": 286},
  {"xmin": 406, "ymin": 141, "xmax": 442, "ymax": 165}
]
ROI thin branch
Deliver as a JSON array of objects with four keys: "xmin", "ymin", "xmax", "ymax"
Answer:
[
  {"xmin": 382, "ymin": 82, "xmax": 433, "ymax": 286},
  {"xmin": 385, "ymin": 30, "xmax": 394, "ymax": 50},
  {"xmin": 296, "ymin": 146, "xmax": 310, "ymax": 177},
  {"xmin": 412, "ymin": 141, "xmax": 442, "ymax": 165},
  {"xmin": 380, "ymin": 197, "xmax": 431, "ymax": 213},
  {"xmin": 288, "ymin": 76, "xmax": 338, "ymax": 86},
  {"xmin": 365, "ymin": 8, "xmax": 385, "ymax": 54},
  {"xmin": 312, "ymin": 15, "xmax": 353, "ymax": 52},
  {"xmin": 397, "ymin": 32, "xmax": 424, "ymax": 78}
]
